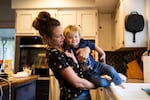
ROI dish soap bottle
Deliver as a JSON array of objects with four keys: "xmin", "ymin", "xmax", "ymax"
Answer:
[{"xmin": 4, "ymin": 59, "xmax": 13, "ymax": 77}]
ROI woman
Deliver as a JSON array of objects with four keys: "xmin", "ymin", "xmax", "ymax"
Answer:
[{"xmin": 32, "ymin": 11, "xmax": 96, "ymax": 100}]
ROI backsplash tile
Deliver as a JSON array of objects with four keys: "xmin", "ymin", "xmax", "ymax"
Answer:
[{"xmin": 104, "ymin": 48, "xmax": 147, "ymax": 75}]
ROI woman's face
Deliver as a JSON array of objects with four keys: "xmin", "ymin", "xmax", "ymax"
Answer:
[{"xmin": 50, "ymin": 26, "xmax": 65, "ymax": 47}]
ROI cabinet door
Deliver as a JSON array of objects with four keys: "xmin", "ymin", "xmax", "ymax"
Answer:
[
  {"xmin": 16, "ymin": 10, "xmax": 57, "ymax": 36},
  {"xmin": 36, "ymin": 80, "xmax": 49, "ymax": 100},
  {"xmin": 57, "ymin": 10, "xmax": 76, "ymax": 29},
  {"xmin": 77, "ymin": 10, "xmax": 98, "ymax": 39},
  {"xmin": 14, "ymin": 80, "xmax": 36, "ymax": 100},
  {"xmin": 98, "ymin": 14, "xmax": 113, "ymax": 51},
  {"xmin": 16, "ymin": 10, "xmax": 36, "ymax": 36}
]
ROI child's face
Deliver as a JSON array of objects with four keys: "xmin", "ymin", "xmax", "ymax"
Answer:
[{"xmin": 65, "ymin": 32, "xmax": 80, "ymax": 47}]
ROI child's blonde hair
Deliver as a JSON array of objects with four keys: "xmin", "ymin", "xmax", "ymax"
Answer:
[{"xmin": 63, "ymin": 25, "xmax": 81, "ymax": 37}]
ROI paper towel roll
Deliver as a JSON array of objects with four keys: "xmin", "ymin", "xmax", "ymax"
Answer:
[{"xmin": 143, "ymin": 56, "xmax": 150, "ymax": 83}]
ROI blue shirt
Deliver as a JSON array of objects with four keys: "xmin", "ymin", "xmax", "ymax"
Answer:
[{"xmin": 64, "ymin": 39, "xmax": 96, "ymax": 69}]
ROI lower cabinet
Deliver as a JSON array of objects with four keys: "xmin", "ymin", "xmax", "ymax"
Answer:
[
  {"xmin": 1, "ymin": 87, "xmax": 12, "ymax": 100},
  {"xmin": 13, "ymin": 80, "xmax": 36, "ymax": 100},
  {"xmin": 36, "ymin": 80, "xmax": 49, "ymax": 100},
  {"xmin": 1, "ymin": 79, "xmax": 50, "ymax": 100}
]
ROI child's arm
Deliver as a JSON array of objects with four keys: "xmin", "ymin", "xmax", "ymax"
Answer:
[
  {"xmin": 64, "ymin": 50, "xmax": 78, "ymax": 64},
  {"xmin": 95, "ymin": 45, "xmax": 106, "ymax": 63}
]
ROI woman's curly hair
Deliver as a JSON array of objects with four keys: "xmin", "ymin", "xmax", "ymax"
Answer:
[{"xmin": 32, "ymin": 11, "xmax": 60, "ymax": 38}]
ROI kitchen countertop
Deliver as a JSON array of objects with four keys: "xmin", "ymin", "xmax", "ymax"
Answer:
[
  {"xmin": 106, "ymin": 83, "xmax": 150, "ymax": 100},
  {"xmin": 0, "ymin": 75, "xmax": 39, "ymax": 88}
]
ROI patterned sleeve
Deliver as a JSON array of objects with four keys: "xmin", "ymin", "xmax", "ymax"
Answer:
[{"xmin": 46, "ymin": 48, "xmax": 70, "ymax": 70}]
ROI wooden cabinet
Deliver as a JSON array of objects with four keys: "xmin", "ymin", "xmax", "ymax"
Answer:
[
  {"xmin": 2, "ymin": 80, "xmax": 36, "ymax": 100},
  {"xmin": 58, "ymin": 9, "xmax": 98, "ymax": 39},
  {"xmin": 57, "ymin": 10, "xmax": 76, "ymax": 29},
  {"xmin": 15, "ymin": 10, "xmax": 57, "ymax": 36},
  {"xmin": 15, "ymin": 10, "xmax": 37, "ymax": 36},
  {"xmin": 114, "ymin": 0, "xmax": 147, "ymax": 50},
  {"xmin": 13, "ymin": 80, "xmax": 36, "ymax": 100},
  {"xmin": 0, "ymin": 76, "xmax": 38, "ymax": 100},
  {"xmin": 15, "ymin": 9, "xmax": 98, "ymax": 38},
  {"xmin": 36, "ymin": 80, "xmax": 49, "ymax": 100},
  {"xmin": 98, "ymin": 14, "xmax": 113, "ymax": 51},
  {"xmin": 77, "ymin": 10, "xmax": 98, "ymax": 39}
]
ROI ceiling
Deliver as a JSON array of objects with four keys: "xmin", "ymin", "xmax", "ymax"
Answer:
[{"xmin": 95, "ymin": 0, "xmax": 119, "ymax": 13}]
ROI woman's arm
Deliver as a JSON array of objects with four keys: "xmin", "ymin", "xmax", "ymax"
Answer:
[{"xmin": 60, "ymin": 66, "xmax": 96, "ymax": 90}]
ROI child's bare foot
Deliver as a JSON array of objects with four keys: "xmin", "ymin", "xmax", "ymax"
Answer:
[
  {"xmin": 119, "ymin": 73, "xmax": 127, "ymax": 82},
  {"xmin": 119, "ymin": 83, "xmax": 125, "ymax": 89}
]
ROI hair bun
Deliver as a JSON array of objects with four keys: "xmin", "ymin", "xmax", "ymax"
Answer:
[
  {"xmin": 38, "ymin": 11, "xmax": 51, "ymax": 22},
  {"xmin": 32, "ymin": 11, "xmax": 51, "ymax": 30}
]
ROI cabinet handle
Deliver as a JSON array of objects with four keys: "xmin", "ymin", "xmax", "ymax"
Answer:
[
  {"xmin": 78, "ymin": 25, "xmax": 81, "ymax": 28},
  {"xmin": 99, "ymin": 26, "xmax": 102, "ymax": 29}
]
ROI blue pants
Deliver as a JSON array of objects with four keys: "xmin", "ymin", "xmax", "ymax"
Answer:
[
  {"xmin": 72, "ymin": 91, "xmax": 91, "ymax": 100},
  {"xmin": 60, "ymin": 90, "xmax": 91, "ymax": 100},
  {"xmin": 84, "ymin": 61, "xmax": 122, "ymax": 87}
]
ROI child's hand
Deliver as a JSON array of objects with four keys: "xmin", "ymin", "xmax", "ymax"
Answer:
[
  {"xmin": 65, "ymin": 50, "xmax": 73, "ymax": 58},
  {"xmin": 65, "ymin": 50, "xmax": 78, "ymax": 63},
  {"xmin": 76, "ymin": 54, "xmax": 87, "ymax": 63},
  {"xmin": 99, "ymin": 54, "xmax": 106, "ymax": 63}
]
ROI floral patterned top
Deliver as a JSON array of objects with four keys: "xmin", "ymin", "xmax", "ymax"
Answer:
[{"xmin": 46, "ymin": 48, "xmax": 89, "ymax": 100}]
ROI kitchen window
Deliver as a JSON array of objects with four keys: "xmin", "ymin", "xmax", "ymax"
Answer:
[{"xmin": 0, "ymin": 28, "xmax": 15, "ymax": 71}]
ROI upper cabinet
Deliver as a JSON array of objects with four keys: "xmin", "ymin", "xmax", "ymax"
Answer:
[
  {"xmin": 15, "ymin": 10, "xmax": 37, "ymax": 36},
  {"xmin": 114, "ymin": 0, "xmax": 147, "ymax": 50},
  {"xmin": 98, "ymin": 13, "xmax": 114, "ymax": 51},
  {"xmin": 57, "ymin": 10, "xmax": 77, "ymax": 28},
  {"xmin": 15, "ymin": 9, "xmax": 98, "ymax": 39},
  {"xmin": 15, "ymin": 10, "xmax": 57, "ymax": 36},
  {"xmin": 57, "ymin": 9, "xmax": 98, "ymax": 39},
  {"xmin": 77, "ymin": 10, "xmax": 98, "ymax": 39}
]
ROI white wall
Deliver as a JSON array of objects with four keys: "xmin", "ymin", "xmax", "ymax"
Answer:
[
  {"xmin": 124, "ymin": 0, "xmax": 147, "ymax": 47},
  {"xmin": 113, "ymin": 0, "xmax": 147, "ymax": 49}
]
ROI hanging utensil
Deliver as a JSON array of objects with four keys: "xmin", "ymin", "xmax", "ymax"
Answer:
[{"xmin": 125, "ymin": 11, "xmax": 144, "ymax": 42}]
